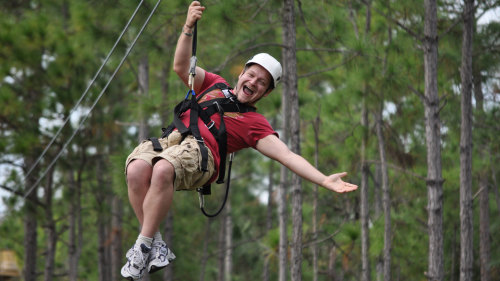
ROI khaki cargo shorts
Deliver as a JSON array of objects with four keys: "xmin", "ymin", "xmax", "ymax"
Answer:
[{"xmin": 125, "ymin": 131, "xmax": 215, "ymax": 191}]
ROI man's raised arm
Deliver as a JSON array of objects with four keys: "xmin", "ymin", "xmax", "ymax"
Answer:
[{"xmin": 173, "ymin": 1, "xmax": 206, "ymax": 92}]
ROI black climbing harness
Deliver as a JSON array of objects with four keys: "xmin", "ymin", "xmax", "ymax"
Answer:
[
  {"xmin": 151, "ymin": 83, "xmax": 256, "ymax": 217},
  {"xmin": 151, "ymin": 14, "xmax": 249, "ymax": 217}
]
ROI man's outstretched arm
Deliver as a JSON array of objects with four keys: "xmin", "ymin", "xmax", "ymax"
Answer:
[{"xmin": 256, "ymin": 134, "xmax": 358, "ymax": 193}]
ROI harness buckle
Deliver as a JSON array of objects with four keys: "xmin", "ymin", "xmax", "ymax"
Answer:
[
  {"xmin": 222, "ymin": 89, "xmax": 232, "ymax": 98},
  {"xmin": 206, "ymin": 119, "xmax": 215, "ymax": 130},
  {"xmin": 213, "ymin": 101, "xmax": 223, "ymax": 113}
]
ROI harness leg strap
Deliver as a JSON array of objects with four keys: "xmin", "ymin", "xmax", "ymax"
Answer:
[
  {"xmin": 196, "ymin": 138, "xmax": 210, "ymax": 172},
  {"xmin": 149, "ymin": 137, "xmax": 163, "ymax": 152}
]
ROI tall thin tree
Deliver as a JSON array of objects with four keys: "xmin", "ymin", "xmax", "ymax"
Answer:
[
  {"xmin": 312, "ymin": 111, "xmax": 320, "ymax": 281},
  {"xmin": 282, "ymin": 0, "xmax": 301, "ymax": 280},
  {"xmin": 224, "ymin": 200, "xmax": 233, "ymax": 281},
  {"xmin": 360, "ymin": 101, "xmax": 371, "ymax": 281},
  {"xmin": 360, "ymin": 2, "xmax": 372, "ymax": 280},
  {"xmin": 278, "ymin": 93, "xmax": 289, "ymax": 281},
  {"xmin": 474, "ymin": 47, "xmax": 491, "ymax": 281},
  {"xmin": 263, "ymin": 159, "xmax": 275, "ymax": 281},
  {"xmin": 423, "ymin": 0, "xmax": 444, "ymax": 280},
  {"xmin": 459, "ymin": 0, "xmax": 475, "ymax": 280},
  {"xmin": 375, "ymin": 103, "xmax": 391, "ymax": 281}
]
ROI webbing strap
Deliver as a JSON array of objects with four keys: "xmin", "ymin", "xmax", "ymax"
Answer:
[
  {"xmin": 149, "ymin": 137, "xmax": 163, "ymax": 152},
  {"xmin": 156, "ymin": 84, "xmax": 253, "ymax": 185},
  {"xmin": 189, "ymin": 94, "xmax": 209, "ymax": 172},
  {"xmin": 216, "ymin": 110, "xmax": 227, "ymax": 183}
]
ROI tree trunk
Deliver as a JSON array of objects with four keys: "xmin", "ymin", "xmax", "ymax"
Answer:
[
  {"xmin": 278, "ymin": 151, "xmax": 289, "ymax": 281},
  {"xmin": 328, "ymin": 246, "xmax": 338, "ymax": 281},
  {"xmin": 263, "ymin": 160, "xmax": 275, "ymax": 281},
  {"xmin": 473, "ymin": 21, "xmax": 490, "ymax": 281},
  {"xmin": 491, "ymin": 160, "xmax": 500, "ymax": 218},
  {"xmin": 199, "ymin": 219, "xmax": 212, "ymax": 281},
  {"xmin": 224, "ymin": 200, "xmax": 233, "ymax": 281},
  {"xmin": 23, "ymin": 202, "xmax": 38, "ymax": 281},
  {"xmin": 283, "ymin": 0, "xmax": 301, "ymax": 280},
  {"xmin": 23, "ymin": 156, "xmax": 38, "ymax": 281},
  {"xmin": 111, "ymin": 195, "xmax": 123, "ymax": 281},
  {"xmin": 376, "ymin": 257, "xmax": 383, "ymax": 281},
  {"xmin": 217, "ymin": 213, "xmax": 226, "ymax": 281},
  {"xmin": 279, "ymin": 0, "xmax": 292, "ymax": 279},
  {"xmin": 375, "ymin": 104, "xmax": 391, "ymax": 281},
  {"xmin": 96, "ymin": 158, "xmax": 111, "ymax": 281},
  {"xmin": 459, "ymin": 0, "xmax": 474, "ymax": 280},
  {"xmin": 312, "ymin": 112, "xmax": 320, "ymax": 281},
  {"xmin": 43, "ymin": 166, "xmax": 56, "ymax": 281},
  {"xmin": 68, "ymin": 169, "xmax": 82, "ymax": 281},
  {"xmin": 451, "ymin": 223, "xmax": 458, "ymax": 281},
  {"xmin": 360, "ymin": 101, "xmax": 371, "ymax": 281},
  {"xmin": 423, "ymin": 0, "xmax": 444, "ymax": 280}
]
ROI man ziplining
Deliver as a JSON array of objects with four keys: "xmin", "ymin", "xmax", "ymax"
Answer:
[{"xmin": 120, "ymin": 1, "xmax": 358, "ymax": 280}]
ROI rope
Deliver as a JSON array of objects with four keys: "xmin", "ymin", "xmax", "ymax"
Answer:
[
  {"xmin": 188, "ymin": 19, "xmax": 198, "ymax": 89},
  {"xmin": 199, "ymin": 153, "xmax": 233, "ymax": 218},
  {"xmin": 192, "ymin": 21, "xmax": 198, "ymax": 56},
  {"xmin": 23, "ymin": 0, "xmax": 162, "ymax": 198}
]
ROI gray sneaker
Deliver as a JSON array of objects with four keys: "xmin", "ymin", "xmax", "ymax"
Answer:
[
  {"xmin": 121, "ymin": 243, "xmax": 151, "ymax": 280},
  {"xmin": 147, "ymin": 240, "xmax": 176, "ymax": 273}
]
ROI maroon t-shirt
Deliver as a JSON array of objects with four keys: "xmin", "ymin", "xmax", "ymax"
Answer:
[{"xmin": 178, "ymin": 71, "xmax": 278, "ymax": 183}]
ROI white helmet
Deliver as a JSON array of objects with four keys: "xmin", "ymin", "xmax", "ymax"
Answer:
[{"xmin": 245, "ymin": 53, "xmax": 282, "ymax": 88}]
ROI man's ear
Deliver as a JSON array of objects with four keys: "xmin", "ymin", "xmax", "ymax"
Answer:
[{"xmin": 263, "ymin": 88, "xmax": 273, "ymax": 97}]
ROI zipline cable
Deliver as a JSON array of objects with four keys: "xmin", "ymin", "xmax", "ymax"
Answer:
[
  {"xmin": 23, "ymin": 0, "xmax": 162, "ymax": 199},
  {"xmin": 23, "ymin": 0, "xmax": 146, "ymax": 182}
]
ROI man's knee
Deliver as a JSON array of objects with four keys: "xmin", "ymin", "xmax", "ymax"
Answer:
[
  {"xmin": 151, "ymin": 159, "xmax": 175, "ymax": 185},
  {"xmin": 126, "ymin": 160, "xmax": 152, "ymax": 186}
]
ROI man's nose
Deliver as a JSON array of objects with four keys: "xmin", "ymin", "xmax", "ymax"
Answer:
[{"xmin": 249, "ymin": 77, "xmax": 258, "ymax": 86}]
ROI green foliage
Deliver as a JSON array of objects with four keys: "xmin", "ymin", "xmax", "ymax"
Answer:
[{"xmin": 0, "ymin": 0, "xmax": 499, "ymax": 280}]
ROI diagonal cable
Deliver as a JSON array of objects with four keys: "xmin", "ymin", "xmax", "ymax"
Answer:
[
  {"xmin": 23, "ymin": 0, "xmax": 145, "ymax": 182},
  {"xmin": 23, "ymin": 0, "xmax": 162, "ymax": 198}
]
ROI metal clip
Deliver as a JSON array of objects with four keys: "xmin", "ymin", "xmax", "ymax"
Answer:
[
  {"xmin": 213, "ymin": 101, "xmax": 223, "ymax": 113},
  {"xmin": 197, "ymin": 190, "xmax": 205, "ymax": 208},
  {"xmin": 206, "ymin": 120, "xmax": 215, "ymax": 130},
  {"xmin": 222, "ymin": 89, "xmax": 232, "ymax": 98}
]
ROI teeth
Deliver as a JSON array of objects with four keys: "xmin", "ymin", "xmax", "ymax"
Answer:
[{"xmin": 244, "ymin": 86, "xmax": 254, "ymax": 95}]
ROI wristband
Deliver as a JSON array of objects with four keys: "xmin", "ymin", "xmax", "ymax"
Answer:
[{"xmin": 183, "ymin": 25, "xmax": 193, "ymax": 36}]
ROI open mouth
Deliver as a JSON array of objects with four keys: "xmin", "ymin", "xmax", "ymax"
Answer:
[{"xmin": 243, "ymin": 86, "xmax": 254, "ymax": 96}]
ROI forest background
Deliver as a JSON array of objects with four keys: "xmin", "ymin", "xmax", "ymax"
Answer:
[{"xmin": 0, "ymin": 0, "xmax": 499, "ymax": 281}]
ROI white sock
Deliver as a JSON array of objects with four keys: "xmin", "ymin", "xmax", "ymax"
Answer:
[
  {"xmin": 137, "ymin": 234, "xmax": 153, "ymax": 248},
  {"xmin": 154, "ymin": 231, "xmax": 163, "ymax": 242}
]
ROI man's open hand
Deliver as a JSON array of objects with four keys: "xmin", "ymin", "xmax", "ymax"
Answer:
[{"xmin": 322, "ymin": 172, "xmax": 358, "ymax": 193}]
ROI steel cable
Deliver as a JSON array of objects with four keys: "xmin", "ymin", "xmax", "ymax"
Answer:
[{"xmin": 23, "ymin": 0, "xmax": 162, "ymax": 198}]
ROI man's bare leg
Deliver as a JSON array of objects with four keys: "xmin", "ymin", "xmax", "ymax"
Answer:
[
  {"xmin": 140, "ymin": 159, "xmax": 175, "ymax": 238},
  {"xmin": 126, "ymin": 159, "xmax": 153, "ymax": 226}
]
